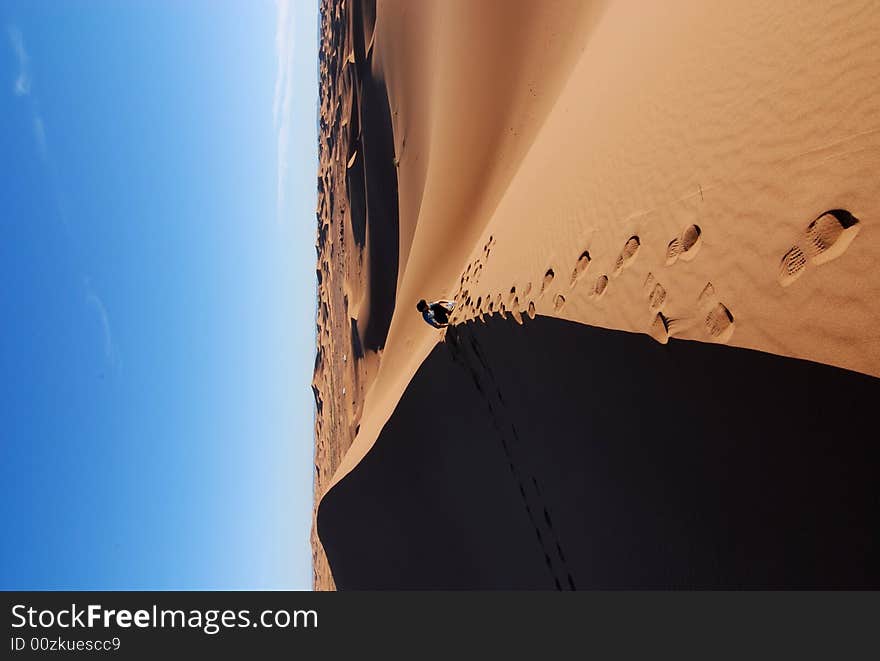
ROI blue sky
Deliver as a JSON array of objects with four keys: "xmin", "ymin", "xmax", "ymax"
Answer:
[{"xmin": 0, "ymin": 1, "xmax": 317, "ymax": 589}]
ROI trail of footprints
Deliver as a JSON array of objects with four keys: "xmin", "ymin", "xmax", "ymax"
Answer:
[
  {"xmin": 451, "ymin": 225, "xmax": 730, "ymax": 345},
  {"xmin": 641, "ymin": 222, "xmax": 734, "ymax": 344},
  {"xmin": 452, "ymin": 234, "xmax": 636, "ymax": 325},
  {"xmin": 446, "ymin": 325, "xmax": 577, "ymax": 590},
  {"xmin": 451, "ymin": 235, "xmax": 495, "ymax": 325},
  {"xmin": 450, "ymin": 208, "xmax": 861, "ymax": 345}
]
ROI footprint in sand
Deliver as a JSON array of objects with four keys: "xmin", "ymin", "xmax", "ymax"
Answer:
[
  {"xmin": 522, "ymin": 282, "xmax": 532, "ymax": 297},
  {"xmin": 477, "ymin": 300, "xmax": 488, "ymax": 322},
  {"xmin": 474, "ymin": 263, "xmax": 483, "ymax": 283},
  {"xmin": 554, "ymin": 294, "xmax": 566, "ymax": 312},
  {"xmin": 648, "ymin": 311, "xmax": 671, "ymax": 344},
  {"xmin": 482, "ymin": 235, "xmax": 495, "ymax": 259},
  {"xmin": 705, "ymin": 304, "xmax": 735, "ymax": 342},
  {"xmin": 508, "ymin": 286, "xmax": 517, "ymax": 306},
  {"xmin": 648, "ymin": 282, "xmax": 666, "ymax": 311},
  {"xmin": 641, "ymin": 274, "xmax": 670, "ymax": 342},
  {"xmin": 779, "ymin": 246, "xmax": 808, "ymax": 287},
  {"xmin": 527, "ymin": 301, "xmax": 536, "ymax": 319},
  {"xmin": 666, "ymin": 224, "xmax": 702, "ymax": 265},
  {"xmin": 510, "ymin": 296, "xmax": 523, "ymax": 325},
  {"xmin": 569, "ymin": 251, "xmax": 591, "ymax": 287},
  {"xmin": 777, "ymin": 209, "xmax": 861, "ymax": 287},
  {"xmin": 592, "ymin": 274, "xmax": 609, "ymax": 299},
  {"xmin": 612, "ymin": 236, "xmax": 640, "ymax": 276},
  {"xmin": 540, "ymin": 269, "xmax": 555, "ymax": 295},
  {"xmin": 697, "ymin": 282, "xmax": 735, "ymax": 343}
]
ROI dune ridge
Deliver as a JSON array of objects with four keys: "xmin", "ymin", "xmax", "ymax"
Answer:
[{"xmin": 313, "ymin": 0, "xmax": 880, "ymax": 589}]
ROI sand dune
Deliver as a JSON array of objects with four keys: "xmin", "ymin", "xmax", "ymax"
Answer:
[{"xmin": 313, "ymin": 0, "xmax": 880, "ymax": 589}]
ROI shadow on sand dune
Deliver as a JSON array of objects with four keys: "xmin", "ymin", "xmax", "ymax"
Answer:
[
  {"xmin": 346, "ymin": 0, "xmax": 398, "ymax": 353},
  {"xmin": 357, "ymin": 71, "xmax": 399, "ymax": 352},
  {"xmin": 318, "ymin": 315, "xmax": 880, "ymax": 589}
]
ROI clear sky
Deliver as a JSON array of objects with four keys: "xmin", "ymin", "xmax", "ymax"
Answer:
[{"xmin": 0, "ymin": 1, "xmax": 317, "ymax": 589}]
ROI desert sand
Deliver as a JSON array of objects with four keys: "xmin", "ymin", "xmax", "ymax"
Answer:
[{"xmin": 312, "ymin": 0, "xmax": 880, "ymax": 589}]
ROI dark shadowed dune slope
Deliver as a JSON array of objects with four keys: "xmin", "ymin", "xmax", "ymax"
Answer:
[{"xmin": 318, "ymin": 315, "xmax": 880, "ymax": 589}]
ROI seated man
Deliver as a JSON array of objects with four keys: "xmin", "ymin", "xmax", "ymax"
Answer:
[{"xmin": 417, "ymin": 299, "xmax": 455, "ymax": 329}]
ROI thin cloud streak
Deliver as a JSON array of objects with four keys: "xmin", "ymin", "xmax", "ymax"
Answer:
[
  {"xmin": 33, "ymin": 116, "xmax": 47, "ymax": 159},
  {"xmin": 8, "ymin": 26, "xmax": 45, "ymax": 160},
  {"xmin": 273, "ymin": 0, "xmax": 295, "ymax": 219},
  {"xmin": 7, "ymin": 25, "xmax": 31, "ymax": 96},
  {"xmin": 84, "ymin": 278, "xmax": 121, "ymax": 372}
]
